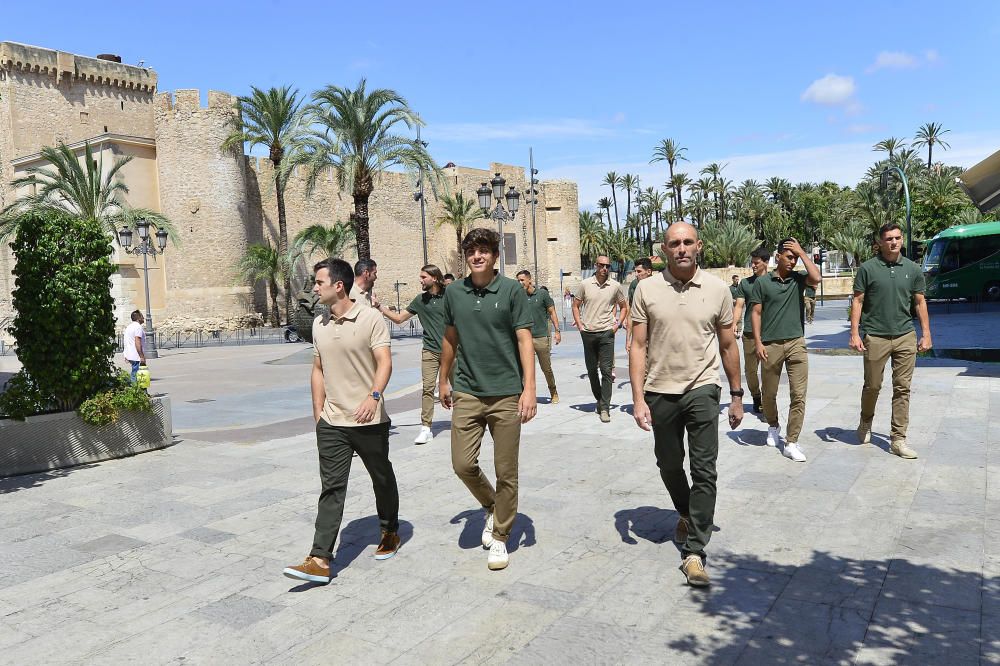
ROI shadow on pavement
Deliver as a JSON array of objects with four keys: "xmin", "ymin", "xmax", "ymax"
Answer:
[
  {"xmin": 306, "ymin": 516, "xmax": 416, "ymax": 579},
  {"xmin": 727, "ymin": 429, "xmax": 768, "ymax": 447},
  {"xmin": 570, "ymin": 403, "xmax": 598, "ymax": 413},
  {"xmin": 449, "ymin": 509, "xmax": 536, "ymax": 553},
  {"xmin": 0, "ymin": 463, "xmax": 98, "ymax": 494},
  {"xmin": 614, "ymin": 505, "xmax": 680, "ymax": 546}
]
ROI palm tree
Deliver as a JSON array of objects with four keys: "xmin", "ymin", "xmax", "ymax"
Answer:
[
  {"xmin": 619, "ymin": 173, "xmax": 638, "ymax": 221},
  {"xmin": 913, "ymin": 122, "xmax": 951, "ymax": 169},
  {"xmin": 602, "ymin": 172, "xmax": 621, "ymax": 231},
  {"xmin": 597, "ymin": 197, "xmax": 614, "ymax": 228},
  {"xmin": 700, "ymin": 162, "xmax": 726, "ymax": 223},
  {"xmin": 873, "ymin": 137, "xmax": 907, "ymax": 161},
  {"xmin": 293, "ymin": 222, "xmax": 355, "ymax": 260},
  {"xmin": 578, "ymin": 211, "xmax": 605, "ymax": 267},
  {"xmin": 651, "ymin": 138, "xmax": 688, "ymax": 215},
  {"xmin": 222, "ymin": 86, "xmax": 305, "ymax": 323},
  {"xmin": 670, "ymin": 173, "xmax": 691, "ymax": 220},
  {"xmin": 0, "ymin": 141, "xmax": 174, "ymax": 243},
  {"xmin": 436, "ymin": 192, "xmax": 484, "ymax": 275},
  {"xmin": 827, "ymin": 219, "xmax": 874, "ymax": 272},
  {"xmin": 604, "ymin": 229, "xmax": 640, "ymax": 280},
  {"xmin": 916, "ymin": 171, "xmax": 966, "ymax": 237},
  {"xmin": 291, "ymin": 79, "xmax": 439, "ymax": 261},
  {"xmin": 699, "ymin": 219, "xmax": 760, "ymax": 267},
  {"xmin": 237, "ymin": 241, "xmax": 291, "ymax": 327}
]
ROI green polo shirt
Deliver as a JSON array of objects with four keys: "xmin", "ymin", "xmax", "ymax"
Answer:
[
  {"xmin": 729, "ymin": 284, "xmax": 740, "ymax": 300},
  {"xmin": 524, "ymin": 288, "xmax": 554, "ymax": 338},
  {"xmin": 406, "ymin": 291, "xmax": 447, "ymax": 354},
  {"xmin": 854, "ymin": 254, "xmax": 925, "ymax": 337},
  {"xmin": 749, "ymin": 270, "xmax": 807, "ymax": 342},
  {"xmin": 736, "ymin": 275, "xmax": 760, "ymax": 335},
  {"xmin": 628, "ymin": 279, "xmax": 639, "ymax": 305},
  {"xmin": 443, "ymin": 272, "xmax": 533, "ymax": 397}
]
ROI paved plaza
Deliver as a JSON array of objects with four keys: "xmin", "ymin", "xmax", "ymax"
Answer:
[{"xmin": 1, "ymin": 302, "xmax": 998, "ymax": 664}]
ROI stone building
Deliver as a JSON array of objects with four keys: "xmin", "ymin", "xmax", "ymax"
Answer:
[{"xmin": 0, "ymin": 41, "xmax": 581, "ymax": 341}]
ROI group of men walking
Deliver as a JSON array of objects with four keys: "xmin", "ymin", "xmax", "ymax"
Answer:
[{"xmin": 282, "ymin": 220, "xmax": 931, "ymax": 589}]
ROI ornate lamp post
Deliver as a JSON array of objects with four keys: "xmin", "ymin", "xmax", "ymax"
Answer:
[
  {"xmin": 476, "ymin": 173, "xmax": 520, "ymax": 276},
  {"xmin": 118, "ymin": 219, "xmax": 168, "ymax": 358}
]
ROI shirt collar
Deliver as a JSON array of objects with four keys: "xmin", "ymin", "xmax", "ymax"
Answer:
[
  {"xmin": 664, "ymin": 267, "xmax": 702, "ymax": 287},
  {"xmin": 877, "ymin": 253, "xmax": 904, "ymax": 267},
  {"xmin": 462, "ymin": 271, "xmax": 502, "ymax": 294},
  {"xmin": 768, "ymin": 269, "xmax": 795, "ymax": 283},
  {"xmin": 332, "ymin": 300, "xmax": 365, "ymax": 322}
]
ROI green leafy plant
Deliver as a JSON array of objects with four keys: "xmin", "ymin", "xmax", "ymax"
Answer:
[
  {"xmin": 77, "ymin": 381, "xmax": 153, "ymax": 426},
  {"xmin": 0, "ymin": 371, "xmax": 52, "ymax": 421}
]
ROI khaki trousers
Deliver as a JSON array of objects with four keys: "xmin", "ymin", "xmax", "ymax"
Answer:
[
  {"xmin": 742, "ymin": 333, "xmax": 762, "ymax": 400},
  {"xmin": 532, "ymin": 336, "xmax": 558, "ymax": 394},
  {"xmin": 420, "ymin": 349, "xmax": 441, "ymax": 427},
  {"xmin": 450, "ymin": 392, "xmax": 521, "ymax": 541},
  {"xmin": 861, "ymin": 331, "xmax": 916, "ymax": 441},
  {"xmin": 804, "ymin": 297, "xmax": 816, "ymax": 324},
  {"xmin": 761, "ymin": 337, "xmax": 809, "ymax": 442}
]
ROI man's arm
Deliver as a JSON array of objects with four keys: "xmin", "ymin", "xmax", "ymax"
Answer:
[
  {"xmin": 378, "ymin": 304, "xmax": 414, "ymax": 325},
  {"xmin": 515, "ymin": 328, "xmax": 537, "ymax": 423},
  {"xmin": 751, "ymin": 304, "xmax": 767, "ymax": 361},
  {"xmin": 311, "ymin": 356, "xmax": 325, "ymax": 423},
  {"xmin": 614, "ymin": 298, "xmax": 629, "ymax": 332},
  {"xmin": 784, "ymin": 238, "xmax": 821, "ymax": 287},
  {"xmin": 135, "ymin": 334, "xmax": 146, "ymax": 364},
  {"xmin": 572, "ymin": 297, "xmax": 583, "ymax": 330},
  {"xmin": 733, "ymin": 298, "xmax": 745, "ymax": 336},
  {"xmin": 914, "ymin": 293, "xmax": 932, "ymax": 352},
  {"xmin": 849, "ymin": 291, "xmax": 866, "ymax": 352},
  {"xmin": 354, "ymin": 345, "xmax": 391, "ymax": 424},
  {"xmin": 546, "ymin": 305, "xmax": 561, "ymax": 345},
  {"xmin": 438, "ymin": 325, "xmax": 458, "ymax": 409},
  {"xmin": 718, "ymin": 322, "xmax": 744, "ymax": 429},
  {"xmin": 629, "ymin": 321, "xmax": 651, "ymax": 431}
]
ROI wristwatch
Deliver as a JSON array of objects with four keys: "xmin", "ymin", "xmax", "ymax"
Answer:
[
  {"xmin": 370, "ymin": 390, "xmax": 382, "ymax": 401},
  {"xmin": 729, "ymin": 389, "xmax": 745, "ymax": 397}
]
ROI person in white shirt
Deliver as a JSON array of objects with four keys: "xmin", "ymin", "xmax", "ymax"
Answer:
[{"xmin": 123, "ymin": 310, "xmax": 146, "ymax": 382}]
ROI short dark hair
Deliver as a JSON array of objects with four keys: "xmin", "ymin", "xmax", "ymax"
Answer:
[
  {"xmin": 777, "ymin": 238, "xmax": 796, "ymax": 255},
  {"xmin": 540, "ymin": 285, "xmax": 549, "ymax": 291},
  {"xmin": 750, "ymin": 247, "xmax": 771, "ymax": 261},
  {"xmin": 731, "ymin": 274, "xmax": 739, "ymax": 279},
  {"xmin": 443, "ymin": 273, "xmax": 455, "ymax": 281},
  {"xmin": 130, "ymin": 310, "xmax": 142, "ymax": 322},
  {"xmin": 354, "ymin": 258, "xmax": 377, "ymax": 276},
  {"xmin": 461, "ymin": 227, "xmax": 500, "ymax": 256},
  {"xmin": 516, "ymin": 269, "xmax": 531, "ymax": 278},
  {"xmin": 879, "ymin": 222, "xmax": 902, "ymax": 238},
  {"xmin": 315, "ymin": 258, "xmax": 354, "ymax": 294},
  {"xmin": 634, "ymin": 257, "xmax": 653, "ymax": 271}
]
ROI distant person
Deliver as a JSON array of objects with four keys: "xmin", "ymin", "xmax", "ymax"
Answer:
[
  {"xmin": 850, "ymin": 222, "xmax": 932, "ymax": 459},
  {"xmin": 629, "ymin": 223, "xmax": 743, "ymax": 588},
  {"xmin": 730, "ymin": 274, "xmax": 740, "ymax": 300},
  {"xmin": 283, "ymin": 258, "xmax": 400, "ymax": 585},
  {"xmin": 573, "ymin": 255, "xmax": 627, "ymax": 423},
  {"xmin": 439, "ymin": 228, "xmax": 536, "ymax": 571},
  {"xmin": 516, "ymin": 269, "xmax": 561, "ymax": 403},
  {"xmin": 803, "ymin": 284, "xmax": 816, "ymax": 324},
  {"xmin": 732, "ymin": 248, "xmax": 770, "ymax": 413},
  {"xmin": 379, "ymin": 264, "xmax": 447, "ymax": 445},
  {"xmin": 626, "ymin": 258, "xmax": 654, "ymax": 352},
  {"xmin": 123, "ymin": 310, "xmax": 146, "ymax": 383},
  {"xmin": 443, "ymin": 273, "xmax": 455, "ymax": 286},
  {"xmin": 352, "ymin": 258, "xmax": 379, "ymax": 307},
  {"xmin": 750, "ymin": 238, "xmax": 821, "ymax": 462}
]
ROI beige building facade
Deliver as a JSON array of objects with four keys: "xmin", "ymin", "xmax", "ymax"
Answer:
[{"xmin": 0, "ymin": 41, "xmax": 581, "ymax": 341}]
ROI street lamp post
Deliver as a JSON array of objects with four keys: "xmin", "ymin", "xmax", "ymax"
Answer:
[
  {"xmin": 118, "ymin": 219, "xmax": 168, "ymax": 359},
  {"xmin": 413, "ymin": 126, "xmax": 429, "ymax": 266},
  {"xmin": 476, "ymin": 173, "xmax": 520, "ymax": 276},
  {"xmin": 881, "ymin": 166, "xmax": 913, "ymax": 257},
  {"xmin": 527, "ymin": 149, "xmax": 540, "ymax": 279}
]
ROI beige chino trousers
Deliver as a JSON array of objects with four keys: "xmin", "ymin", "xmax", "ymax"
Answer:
[
  {"xmin": 860, "ymin": 331, "xmax": 916, "ymax": 442},
  {"xmin": 761, "ymin": 337, "xmax": 809, "ymax": 443}
]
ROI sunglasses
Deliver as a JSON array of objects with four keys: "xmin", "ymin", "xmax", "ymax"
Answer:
[{"xmin": 596, "ymin": 263, "xmax": 611, "ymax": 268}]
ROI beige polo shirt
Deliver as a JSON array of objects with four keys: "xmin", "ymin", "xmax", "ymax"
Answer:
[
  {"xmin": 574, "ymin": 276, "xmax": 626, "ymax": 332},
  {"xmin": 350, "ymin": 284, "xmax": 373, "ymax": 307},
  {"xmin": 312, "ymin": 301, "xmax": 391, "ymax": 427},
  {"xmin": 631, "ymin": 268, "xmax": 734, "ymax": 394}
]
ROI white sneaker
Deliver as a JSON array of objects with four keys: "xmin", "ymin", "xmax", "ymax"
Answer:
[
  {"xmin": 782, "ymin": 442, "xmax": 806, "ymax": 462},
  {"xmin": 766, "ymin": 426, "xmax": 781, "ymax": 448},
  {"xmin": 481, "ymin": 511, "xmax": 495, "ymax": 548},
  {"xmin": 487, "ymin": 540, "xmax": 508, "ymax": 570},
  {"xmin": 413, "ymin": 426, "xmax": 433, "ymax": 445}
]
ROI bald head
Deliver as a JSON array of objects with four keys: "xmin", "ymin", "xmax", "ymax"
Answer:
[
  {"xmin": 665, "ymin": 222, "xmax": 698, "ymax": 243},
  {"xmin": 662, "ymin": 222, "xmax": 702, "ymax": 276}
]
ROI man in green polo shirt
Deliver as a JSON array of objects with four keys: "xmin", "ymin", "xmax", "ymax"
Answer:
[
  {"xmin": 516, "ymin": 269, "xmax": 561, "ymax": 403},
  {"xmin": 803, "ymin": 285, "xmax": 816, "ymax": 324},
  {"xmin": 379, "ymin": 264, "xmax": 447, "ymax": 445},
  {"xmin": 439, "ymin": 227, "xmax": 536, "ymax": 571},
  {"xmin": 750, "ymin": 238, "xmax": 821, "ymax": 462},
  {"xmin": 729, "ymin": 275, "xmax": 740, "ymax": 300},
  {"xmin": 626, "ymin": 258, "xmax": 653, "ymax": 353},
  {"xmin": 732, "ymin": 247, "xmax": 770, "ymax": 413},
  {"xmin": 850, "ymin": 222, "xmax": 932, "ymax": 459}
]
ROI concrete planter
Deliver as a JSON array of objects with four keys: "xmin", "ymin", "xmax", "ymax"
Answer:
[{"xmin": 0, "ymin": 396, "xmax": 173, "ymax": 478}]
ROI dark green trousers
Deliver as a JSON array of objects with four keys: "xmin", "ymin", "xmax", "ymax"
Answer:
[
  {"xmin": 581, "ymin": 329, "xmax": 615, "ymax": 412},
  {"xmin": 647, "ymin": 384, "xmax": 721, "ymax": 560},
  {"xmin": 310, "ymin": 419, "xmax": 399, "ymax": 560}
]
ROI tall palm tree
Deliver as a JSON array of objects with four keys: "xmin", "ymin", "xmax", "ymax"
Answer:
[
  {"xmin": 716, "ymin": 177, "xmax": 734, "ymax": 223},
  {"xmin": 670, "ymin": 173, "xmax": 691, "ymax": 220},
  {"xmin": 597, "ymin": 197, "xmax": 614, "ymax": 228},
  {"xmin": 222, "ymin": 86, "xmax": 305, "ymax": 322},
  {"xmin": 291, "ymin": 79, "xmax": 439, "ymax": 261},
  {"xmin": 873, "ymin": 137, "xmax": 907, "ymax": 161},
  {"xmin": 237, "ymin": 241, "xmax": 291, "ymax": 327},
  {"xmin": 293, "ymin": 222, "xmax": 355, "ymax": 260},
  {"xmin": 651, "ymin": 138, "xmax": 689, "ymax": 214},
  {"xmin": 700, "ymin": 162, "xmax": 726, "ymax": 223},
  {"xmin": 604, "ymin": 229, "xmax": 640, "ymax": 280},
  {"xmin": 578, "ymin": 210, "xmax": 605, "ymax": 267},
  {"xmin": 619, "ymin": 173, "xmax": 638, "ymax": 223},
  {"xmin": 827, "ymin": 219, "xmax": 873, "ymax": 272},
  {"xmin": 0, "ymin": 141, "xmax": 173, "ymax": 243},
  {"xmin": 912, "ymin": 122, "xmax": 951, "ymax": 169},
  {"xmin": 602, "ymin": 172, "xmax": 621, "ymax": 231},
  {"xmin": 699, "ymin": 219, "xmax": 760, "ymax": 267},
  {"xmin": 917, "ymin": 171, "xmax": 966, "ymax": 237},
  {"xmin": 436, "ymin": 192, "xmax": 484, "ymax": 275}
]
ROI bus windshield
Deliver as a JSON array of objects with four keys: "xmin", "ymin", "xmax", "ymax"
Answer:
[{"xmin": 923, "ymin": 239, "xmax": 945, "ymax": 275}]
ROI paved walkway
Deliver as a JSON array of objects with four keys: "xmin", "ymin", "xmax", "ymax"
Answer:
[{"xmin": 0, "ymin": 308, "xmax": 998, "ymax": 664}]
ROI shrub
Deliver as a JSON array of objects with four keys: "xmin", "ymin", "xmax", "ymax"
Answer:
[
  {"xmin": 77, "ymin": 379, "xmax": 153, "ymax": 427},
  {"xmin": 0, "ymin": 370, "xmax": 52, "ymax": 421}
]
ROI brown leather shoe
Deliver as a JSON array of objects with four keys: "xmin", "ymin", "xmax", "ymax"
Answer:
[
  {"xmin": 374, "ymin": 530, "xmax": 400, "ymax": 560},
  {"xmin": 283, "ymin": 556, "xmax": 331, "ymax": 584},
  {"xmin": 674, "ymin": 515, "xmax": 690, "ymax": 545},
  {"xmin": 680, "ymin": 555, "xmax": 710, "ymax": 587}
]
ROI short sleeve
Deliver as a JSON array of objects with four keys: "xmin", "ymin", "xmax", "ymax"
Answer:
[
  {"xmin": 718, "ymin": 287, "xmax": 734, "ymax": 327},
  {"xmin": 370, "ymin": 314, "xmax": 391, "ymax": 350},
  {"xmin": 735, "ymin": 280, "xmax": 748, "ymax": 302},
  {"xmin": 853, "ymin": 264, "xmax": 868, "ymax": 294},
  {"xmin": 631, "ymin": 282, "xmax": 648, "ymax": 325},
  {"xmin": 574, "ymin": 281, "xmax": 585, "ymax": 300},
  {"xmin": 510, "ymin": 285, "xmax": 533, "ymax": 330},
  {"xmin": 443, "ymin": 289, "xmax": 456, "ymax": 326},
  {"xmin": 312, "ymin": 316, "xmax": 322, "ymax": 357},
  {"xmin": 912, "ymin": 269, "xmax": 926, "ymax": 293},
  {"xmin": 405, "ymin": 295, "xmax": 421, "ymax": 316},
  {"xmin": 748, "ymin": 279, "xmax": 764, "ymax": 306},
  {"xmin": 543, "ymin": 292, "xmax": 554, "ymax": 309}
]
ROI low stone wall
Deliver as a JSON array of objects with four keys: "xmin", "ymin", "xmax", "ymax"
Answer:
[
  {"xmin": 0, "ymin": 396, "xmax": 173, "ymax": 478},
  {"xmin": 157, "ymin": 313, "xmax": 265, "ymax": 335}
]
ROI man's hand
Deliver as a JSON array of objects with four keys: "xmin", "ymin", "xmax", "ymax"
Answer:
[
  {"xmin": 371, "ymin": 296, "xmax": 381, "ymax": 309},
  {"xmin": 918, "ymin": 334, "xmax": 932, "ymax": 352},
  {"xmin": 517, "ymin": 387, "xmax": 537, "ymax": 424},
  {"xmin": 755, "ymin": 341, "xmax": 768, "ymax": 362},
  {"xmin": 734, "ymin": 325, "xmax": 742, "ymax": 338},
  {"xmin": 783, "ymin": 237, "xmax": 805, "ymax": 257},
  {"xmin": 633, "ymin": 399, "xmax": 652, "ymax": 432},
  {"xmin": 439, "ymin": 381, "xmax": 453, "ymax": 409},
  {"xmin": 849, "ymin": 334, "xmax": 866, "ymax": 352},
  {"xmin": 727, "ymin": 398, "xmax": 744, "ymax": 429},
  {"xmin": 553, "ymin": 331, "xmax": 561, "ymax": 345},
  {"xmin": 353, "ymin": 396, "xmax": 378, "ymax": 424}
]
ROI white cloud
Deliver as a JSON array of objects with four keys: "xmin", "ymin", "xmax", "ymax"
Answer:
[
  {"xmin": 866, "ymin": 51, "xmax": 917, "ymax": 73},
  {"xmin": 801, "ymin": 74, "xmax": 857, "ymax": 106},
  {"xmin": 423, "ymin": 119, "xmax": 615, "ymax": 142},
  {"xmin": 925, "ymin": 49, "xmax": 940, "ymax": 63}
]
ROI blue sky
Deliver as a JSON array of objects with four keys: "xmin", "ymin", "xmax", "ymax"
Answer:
[{"xmin": 6, "ymin": 1, "xmax": 1000, "ymax": 209}]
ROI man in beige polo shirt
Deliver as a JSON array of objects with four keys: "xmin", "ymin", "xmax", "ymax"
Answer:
[
  {"xmin": 351, "ymin": 258, "xmax": 379, "ymax": 306},
  {"xmin": 283, "ymin": 258, "xmax": 400, "ymax": 585},
  {"xmin": 630, "ymin": 223, "xmax": 744, "ymax": 588},
  {"xmin": 573, "ymin": 255, "xmax": 627, "ymax": 422}
]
